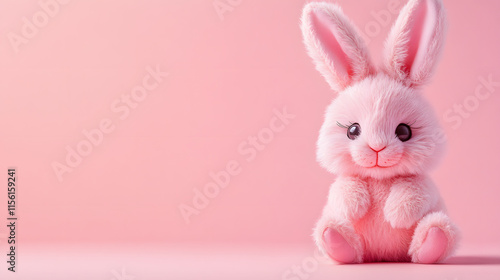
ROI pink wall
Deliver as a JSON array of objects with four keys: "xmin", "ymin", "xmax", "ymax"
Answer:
[{"xmin": 0, "ymin": 0, "xmax": 499, "ymax": 247}]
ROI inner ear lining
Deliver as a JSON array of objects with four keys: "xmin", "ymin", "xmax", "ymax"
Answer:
[
  {"xmin": 403, "ymin": 0, "xmax": 428, "ymax": 74},
  {"xmin": 311, "ymin": 10, "xmax": 354, "ymax": 86}
]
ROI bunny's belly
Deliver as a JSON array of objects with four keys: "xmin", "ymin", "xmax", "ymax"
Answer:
[{"xmin": 353, "ymin": 180, "xmax": 414, "ymax": 262}]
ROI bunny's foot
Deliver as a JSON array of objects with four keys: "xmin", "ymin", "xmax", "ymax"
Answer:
[
  {"xmin": 409, "ymin": 212, "xmax": 460, "ymax": 263},
  {"xmin": 322, "ymin": 227, "xmax": 358, "ymax": 263},
  {"xmin": 415, "ymin": 227, "xmax": 448, "ymax": 263},
  {"xmin": 314, "ymin": 220, "xmax": 364, "ymax": 264}
]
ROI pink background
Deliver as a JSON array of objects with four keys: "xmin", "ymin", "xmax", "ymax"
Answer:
[{"xmin": 0, "ymin": 0, "xmax": 499, "ymax": 271}]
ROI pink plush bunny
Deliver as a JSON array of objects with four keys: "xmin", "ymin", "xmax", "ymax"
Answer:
[{"xmin": 301, "ymin": 0, "xmax": 459, "ymax": 264}]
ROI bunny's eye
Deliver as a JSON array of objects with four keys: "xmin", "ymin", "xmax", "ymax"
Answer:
[
  {"xmin": 396, "ymin": 123, "xmax": 412, "ymax": 142},
  {"xmin": 347, "ymin": 123, "xmax": 361, "ymax": 140}
]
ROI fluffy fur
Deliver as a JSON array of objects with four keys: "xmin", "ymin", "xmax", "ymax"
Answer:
[
  {"xmin": 301, "ymin": 0, "xmax": 459, "ymax": 263},
  {"xmin": 384, "ymin": 0, "xmax": 447, "ymax": 86}
]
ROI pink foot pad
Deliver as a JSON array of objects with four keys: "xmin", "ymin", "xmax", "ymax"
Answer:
[
  {"xmin": 417, "ymin": 227, "xmax": 448, "ymax": 264},
  {"xmin": 322, "ymin": 227, "xmax": 357, "ymax": 264}
]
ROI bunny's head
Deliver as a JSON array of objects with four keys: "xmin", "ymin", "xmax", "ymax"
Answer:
[{"xmin": 301, "ymin": 0, "xmax": 447, "ymax": 179}]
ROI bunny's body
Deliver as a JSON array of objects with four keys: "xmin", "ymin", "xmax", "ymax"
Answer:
[
  {"xmin": 301, "ymin": 0, "xmax": 459, "ymax": 263},
  {"xmin": 320, "ymin": 174, "xmax": 446, "ymax": 263}
]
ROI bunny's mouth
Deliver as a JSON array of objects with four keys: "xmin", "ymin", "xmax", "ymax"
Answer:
[
  {"xmin": 351, "ymin": 149, "xmax": 402, "ymax": 170},
  {"xmin": 355, "ymin": 156, "xmax": 400, "ymax": 169},
  {"xmin": 368, "ymin": 156, "xmax": 400, "ymax": 168},
  {"xmin": 353, "ymin": 161, "xmax": 398, "ymax": 169},
  {"xmin": 368, "ymin": 164, "xmax": 395, "ymax": 169}
]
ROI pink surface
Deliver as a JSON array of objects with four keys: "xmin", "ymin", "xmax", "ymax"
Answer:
[
  {"xmin": 0, "ymin": 0, "xmax": 499, "ymax": 277},
  {"xmin": 0, "ymin": 244, "xmax": 499, "ymax": 280}
]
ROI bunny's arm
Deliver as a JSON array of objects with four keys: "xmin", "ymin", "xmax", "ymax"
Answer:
[
  {"xmin": 383, "ymin": 176, "xmax": 440, "ymax": 229},
  {"xmin": 323, "ymin": 176, "xmax": 371, "ymax": 222}
]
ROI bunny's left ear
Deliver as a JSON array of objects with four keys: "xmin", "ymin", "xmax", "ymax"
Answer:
[{"xmin": 384, "ymin": 0, "xmax": 447, "ymax": 86}]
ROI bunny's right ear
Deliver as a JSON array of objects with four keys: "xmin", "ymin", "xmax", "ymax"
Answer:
[{"xmin": 301, "ymin": 3, "xmax": 375, "ymax": 93}]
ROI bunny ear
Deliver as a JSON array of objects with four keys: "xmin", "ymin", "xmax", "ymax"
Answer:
[
  {"xmin": 301, "ymin": 3, "xmax": 375, "ymax": 92},
  {"xmin": 384, "ymin": 0, "xmax": 447, "ymax": 86}
]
